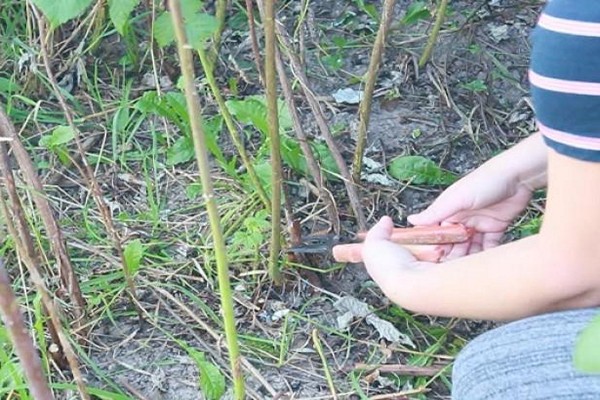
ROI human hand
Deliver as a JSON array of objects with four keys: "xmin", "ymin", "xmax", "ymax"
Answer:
[
  {"xmin": 360, "ymin": 216, "xmax": 431, "ymax": 301},
  {"xmin": 408, "ymin": 163, "xmax": 534, "ymax": 259}
]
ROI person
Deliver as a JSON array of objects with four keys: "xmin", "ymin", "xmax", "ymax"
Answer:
[{"xmin": 334, "ymin": 1, "xmax": 600, "ymax": 398}]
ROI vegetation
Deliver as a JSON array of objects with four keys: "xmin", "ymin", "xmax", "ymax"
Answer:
[{"xmin": 1, "ymin": 0, "xmax": 594, "ymax": 399}]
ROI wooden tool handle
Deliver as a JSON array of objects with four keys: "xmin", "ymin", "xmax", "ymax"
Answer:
[{"xmin": 355, "ymin": 224, "xmax": 473, "ymax": 245}]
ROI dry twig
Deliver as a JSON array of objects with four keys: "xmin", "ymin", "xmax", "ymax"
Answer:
[{"xmin": 0, "ymin": 260, "xmax": 56, "ymax": 400}]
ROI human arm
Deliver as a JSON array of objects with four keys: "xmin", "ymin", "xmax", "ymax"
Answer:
[
  {"xmin": 362, "ymin": 149, "xmax": 600, "ymax": 321},
  {"xmin": 407, "ymin": 132, "xmax": 548, "ymax": 257}
]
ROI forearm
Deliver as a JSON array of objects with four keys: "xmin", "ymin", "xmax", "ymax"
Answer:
[
  {"xmin": 371, "ymin": 235, "xmax": 596, "ymax": 320},
  {"xmin": 371, "ymin": 150, "xmax": 600, "ymax": 321}
]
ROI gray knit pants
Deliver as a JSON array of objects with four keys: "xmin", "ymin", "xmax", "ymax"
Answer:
[{"xmin": 451, "ymin": 308, "xmax": 600, "ymax": 399}]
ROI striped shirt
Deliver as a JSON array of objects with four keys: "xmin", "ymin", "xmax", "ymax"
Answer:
[{"xmin": 530, "ymin": 0, "xmax": 600, "ymax": 161}]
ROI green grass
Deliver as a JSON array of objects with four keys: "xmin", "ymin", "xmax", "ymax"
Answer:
[{"xmin": 0, "ymin": 1, "xmax": 549, "ymax": 399}]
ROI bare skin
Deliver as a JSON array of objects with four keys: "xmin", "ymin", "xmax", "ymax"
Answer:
[{"xmin": 338, "ymin": 133, "xmax": 600, "ymax": 320}]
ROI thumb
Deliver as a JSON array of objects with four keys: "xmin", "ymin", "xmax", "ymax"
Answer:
[{"xmin": 364, "ymin": 216, "xmax": 394, "ymax": 242}]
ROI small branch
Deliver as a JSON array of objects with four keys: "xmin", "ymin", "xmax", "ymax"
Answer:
[
  {"xmin": 353, "ymin": 362, "xmax": 449, "ymax": 377},
  {"xmin": 0, "ymin": 260, "xmax": 56, "ymax": 400},
  {"xmin": 0, "ymin": 108, "xmax": 86, "ymax": 322},
  {"xmin": 312, "ymin": 329, "xmax": 338, "ymax": 400},
  {"xmin": 352, "ymin": 0, "xmax": 397, "ymax": 183},
  {"xmin": 244, "ymin": 0, "xmax": 264, "ymax": 82},
  {"xmin": 274, "ymin": 45, "xmax": 339, "ymax": 232},
  {"xmin": 263, "ymin": 10, "xmax": 366, "ymax": 230},
  {"xmin": 418, "ymin": 0, "xmax": 449, "ymax": 68},
  {"xmin": 262, "ymin": 0, "xmax": 284, "ymax": 284},
  {"xmin": 167, "ymin": 1, "xmax": 245, "ymax": 398},
  {"xmin": 208, "ymin": 0, "xmax": 229, "ymax": 68},
  {"xmin": 0, "ymin": 199, "xmax": 90, "ymax": 400},
  {"xmin": 196, "ymin": 47, "xmax": 270, "ymax": 209}
]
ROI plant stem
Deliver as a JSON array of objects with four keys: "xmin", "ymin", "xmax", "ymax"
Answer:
[
  {"xmin": 0, "ymin": 197, "xmax": 90, "ymax": 400},
  {"xmin": 167, "ymin": 1, "xmax": 245, "ymax": 398},
  {"xmin": 312, "ymin": 329, "xmax": 338, "ymax": 400},
  {"xmin": 271, "ymin": 21, "xmax": 367, "ymax": 230},
  {"xmin": 196, "ymin": 47, "xmax": 270, "ymax": 209},
  {"xmin": 274, "ymin": 46, "xmax": 340, "ymax": 233},
  {"xmin": 263, "ymin": 0, "xmax": 283, "ymax": 284},
  {"xmin": 418, "ymin": 0, "xmax": 449, "ymax": 67},
  {"xmin": 0, "ymin": 260, "xmax": 56, "ymax": 400},
  {"xmin": 244, "ymin": 0, "xmax": 264, "ymax": 82},
  {"xmin": 352, "ymin": 0, "xmax": 396, "ymax": 183},
  {"xmin": 208, "ymin": 0, "xmax": 228, "ymax": 67}
]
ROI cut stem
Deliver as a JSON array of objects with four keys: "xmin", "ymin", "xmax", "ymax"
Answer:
[
  {"xmin": 167, "ymin": 1, "xmax": 245, "ymax": 398},
  {"xmin": 262, "ymin": 0, "xmax": 284, "ymax": 284},
  {"xmin": 418, "ymin": 0, "xmax": 449, "ymax": 67},
  {"xmin": 352, "ymin": 0, "xmax": 397, "ymax": 183}
]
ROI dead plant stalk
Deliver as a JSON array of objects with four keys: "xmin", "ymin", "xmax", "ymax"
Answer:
[
  {"xmin": 167, "ymin": 1, "xmax": 245, "ymax": 398},
  {"xmin": 30, "ymin": 3, "xmax": 141, "ymax": 317},
  {"xmin": 352, "ymin": 0, "xmax": 397, "ymax": 183},
  {"xmin": 271, "ymin": 21, "xmax": 367, "ymax": 229},
  {"xmin": 0, "ymin": 197, "xmax": 90, "ymax": 400},
  {"xmin": 0, "ymin": 260, "xmax": 55, "ymax": 400}
]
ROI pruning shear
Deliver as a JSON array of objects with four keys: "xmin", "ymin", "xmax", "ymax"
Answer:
[{"xmin": 286, "ymin": 224, "xmax": 474, "ymax": 263}]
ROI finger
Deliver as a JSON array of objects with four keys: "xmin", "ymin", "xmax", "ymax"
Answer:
[
  {"xmin": 332, "ymin": 243, "xmax": 363, "ymax": 263},
  {"xmin": 407, "ymin": 189, "xmax": 467, "ymax": 226},
  {"xmin": 442, "ymin": 241, "xmax": 471, "ymax": 261},
  {"xmin": 482, "ymin": 232, "xmax": 504, "ymax": 250},
  {"xmin": 333, "ymin": 243, "xmax": 444, "ymax": 263}
]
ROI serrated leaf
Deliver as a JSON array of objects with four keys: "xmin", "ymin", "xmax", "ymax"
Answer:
[
  {"xmin": 167, "ymin": 136, "xmax": 195, "ymax": 166},
  {"xmin": 187, "ymin": 349, "xmax": 226, "ymax": 400},
  {"xmin": 30, "ymin": 0, "xmax": 94, "ymax": 28},
  {"xmin": 39, "ymin": 126, "xmax": 75, "ymax": 149},
  {"xmin": 388, "ymin": 155, "xmax": 456, "ymax": 185},
  {"xmin": 124, "ymin": 239, "xmax": 143, "ymax": 275},
  {"xmin": 153, "ymin": 10, "xmax": 218, "ymax": 50},
  {"xmin": 184, "ymin": 13, "xmax": 219, "ymax": 50},
  {"xmin": 402, "ymin": 1, "xmax": 430, "ymax": 25},
  {"xmin": 154, "ymin": 12, "xmax": 176, "ymax": 48},
  {"xmin": 574, "ymin": 315, "xmax": 600, "ymax": 373},
  {"xmin": 226, "ymin": 96, "xmax": 292, "ymax": 136},
  {"xmin": 108, "ymin": 0, "xmax": 141, "ymax": 35},
  {"xmin": 279, "ymin": 136, "xmax": 339, "ymax": 181}
]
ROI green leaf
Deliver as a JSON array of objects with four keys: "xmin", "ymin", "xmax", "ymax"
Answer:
[
  {"xmin": 226, "ymin": 96, "xmax": 292, "ymax": 136},
  {"xmin": 461, "ymin": 79, "xmax": 488, "ymax": 93},
  {"xmin": 185, "ymin": 13, "xmax": 219, "ymax": 50},
  {"xmin": 123, "ymin": 239, "xmax": 143, "ymax": 275},
  {"xmin": 30, "ymin": 0, "xmax": 94, "ymax": 28},
  {"xmin": 187, "ymin": 349, "xmax": 226, "ymax": 400},
  {"xmin": 574, "ymin": 315, "xmax": 600, "ymax": 373},
  {"xmin": 153, "ymin": 10, "xmax": 218, "ymax": 50},
  {"xmin": 39, "ymin": 126, "xmax": 75, "ymax": 149},
  {"xmin": 108, "ymin": 0, "xmax": 141, "ymax": 35},
  {"xmin": 402, "ymin": 2, "xmax": 430, "ymax": 25},
  {"xmin": 388, "ymin": 155, "xmax": 457, "ymax": 185},
  {"xmin": 167, "ymin": 136, "xmax": 195, "ymax": 166},
  {"xmin": 153, "ymin": 12, "xmax": 176, "ymax": 48}
]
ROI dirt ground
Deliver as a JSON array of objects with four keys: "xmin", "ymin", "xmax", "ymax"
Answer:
[{"xmin": 76, "ymin": 1, "xmax": 545, "ymax": 399}]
